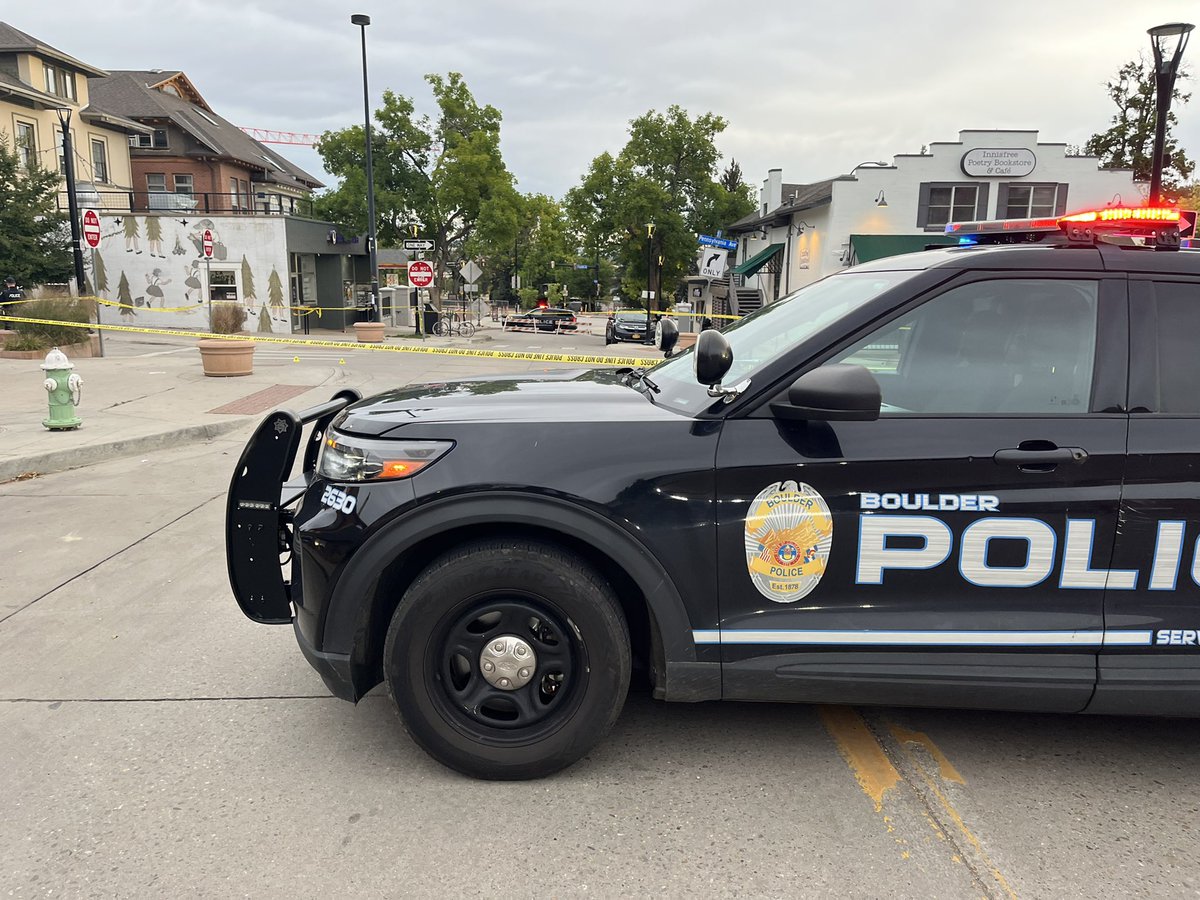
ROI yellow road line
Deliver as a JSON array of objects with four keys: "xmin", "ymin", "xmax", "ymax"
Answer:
[
  {"xmin": 818, "ymin": 706, "xmax": 901, "ymax": 812},
  {"xmin": 0, "ymin": 314, "xmax": 652, "ymax": 368}
]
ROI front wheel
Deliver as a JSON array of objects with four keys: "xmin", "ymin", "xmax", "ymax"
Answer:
[
  {"xmin": 383, "ymin": 539, "xmax": 631, "ymax": 780},
  {"xmin": 457, "ymin": 321, "xmax": 476, "ymax": 337}
]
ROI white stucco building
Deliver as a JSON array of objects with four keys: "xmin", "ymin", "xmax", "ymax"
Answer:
[{"xmin": 725, "ymin": 130, "xmax": 1140, "ymax": 311}]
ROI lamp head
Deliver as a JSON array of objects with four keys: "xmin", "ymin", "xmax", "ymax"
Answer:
[
  {"xmin": 874, "ymin": 191, "xmax": 888, "ymax": 208},
  {"xmin": 351, "ymin": 13, "xmax": 371, "ymax": 26},
  {"xmin": 1149, "ymin": 22, "xmax": 1194, "ymax": 70}
]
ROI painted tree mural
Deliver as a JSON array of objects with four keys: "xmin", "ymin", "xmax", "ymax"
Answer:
[
  {"xmin": 117, "ymin": 272, "xmax": 135, "ymax": 318},
  {"xmin": 241, "ymin": 255, "xmax": 257, "ymax": 308},
  {"xmin": 267, "ymin": 266, "xmax": 285, "ymax": 311},
  {"xmin": 258, "ymin": 306, "xmax": 272, "ymax": 333},
  {"xmin": 123, "ymin": 215, "xmax": 140, "ymax": 254},
  {"xmin": 145, "ymin": 215, "xmax": 163, "ymax": 257},
  {"xmin": 93, "ymin": 252, "xmax": 109, "ymax": 295}
]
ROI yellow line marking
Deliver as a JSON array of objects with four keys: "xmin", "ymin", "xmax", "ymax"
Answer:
[
  {"xmin": 888, "ymin": 723, "xmax": 1017, "ymax": 900},
  {"xmin": 0, "ymin": 315, "xmax": 650, "ymax": 368},
  {"xmin": 890, "ymin": 724, "xmax": 967, "ymax": 785},
  {"xmin": 818, "ymin": 706, "xmax": 901, "ymax": 812}
]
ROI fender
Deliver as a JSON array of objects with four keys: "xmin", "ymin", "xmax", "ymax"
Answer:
[{"xmin": 320, "ymin": 491, "xmax": 720, "ymax": 701}]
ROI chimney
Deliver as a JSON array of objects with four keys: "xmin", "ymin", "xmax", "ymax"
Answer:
[{"xmin": 761, "ymin": 168, "xmax": 783, "ymax": 215}]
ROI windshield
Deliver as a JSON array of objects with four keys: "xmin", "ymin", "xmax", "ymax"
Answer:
[{"xmin": 647, "ymin": 270, "xmax": 921, "ymax": 414}]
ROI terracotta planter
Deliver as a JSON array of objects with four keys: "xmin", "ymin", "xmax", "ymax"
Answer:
[
  {"xmin": 354, "ymin": 321, "xmax": 386, "ymax": 343},
  {"xmin": 0, "ymin": 335, "xmax": 98, "ymax": 360},
  {"xmin": 198, "ymin": 338, "xmax": 255, "ymax": 376}
]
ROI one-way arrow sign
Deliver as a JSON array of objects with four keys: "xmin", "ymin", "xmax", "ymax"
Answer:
[
  {"xmin": 698, "ymin": 248, "xmax": 727, "ymax": 279},
  {"xmin": 403, "ymin": 238, "xmax": 436, "ymax": 252}
]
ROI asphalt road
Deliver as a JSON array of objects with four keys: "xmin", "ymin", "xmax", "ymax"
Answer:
[{"xmin": 3, "ymin": 387, "xmax": 1199, "ymax": 897}]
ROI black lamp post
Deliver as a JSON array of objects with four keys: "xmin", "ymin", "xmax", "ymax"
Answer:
[
  {"xmin": 644, "ymin": 222, "xmax": 655, "ymax": 343},
  {"xmin": 1148, "ymin": 22, "xmax": 1194, "ymax": 205},
  {"xmin": 352, "ymin": 13, "xmax": 379, "ymax": 322},
  {"xmin": 53, "ymin": 107, "xmax": 86, "ymax": 297}
]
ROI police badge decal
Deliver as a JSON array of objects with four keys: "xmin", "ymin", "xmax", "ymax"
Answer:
[{"xmin": 744, "ymin": 481, "xmax": 833, "ymax": 603}]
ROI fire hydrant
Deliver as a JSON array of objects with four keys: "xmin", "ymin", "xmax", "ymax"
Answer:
[{"xmin": 41, "ymin": 347, "xmax": 83, "ymax": 430}]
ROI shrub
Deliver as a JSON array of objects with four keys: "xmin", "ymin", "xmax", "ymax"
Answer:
[
  {"xmin": 209, "ymin": 302, "xmax": 247, "ymax": 335},
  {"xmin": 3, "ymin": 331, "xmax": 51, "ymax": 351},
  {"xmin": 9, "ymin": 297, "xmax": 91, "ymax": 347}
]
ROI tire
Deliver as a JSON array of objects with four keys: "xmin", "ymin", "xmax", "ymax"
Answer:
[
  {"xmin": 458, "ymin": 321, "xmax": 476, "ymax": 338},
  {"xmin": 383, "ymin": 539, "xmax": 631, "ymax": 780}
]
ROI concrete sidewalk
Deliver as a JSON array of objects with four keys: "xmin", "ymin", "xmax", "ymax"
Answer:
[{"xmin": 1, "ymin": 323, "xmax": 660, "ymax": 481}]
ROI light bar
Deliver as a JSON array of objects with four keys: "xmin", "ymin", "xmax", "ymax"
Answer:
[{"xmin": 1060, "ymin": 206, "xmax": 1180, "ymax": 224}]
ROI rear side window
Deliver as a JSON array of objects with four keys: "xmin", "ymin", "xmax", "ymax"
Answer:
[{"xmin": 1150, "ymin": 281, "xmax": 1200, "ymax": 413}]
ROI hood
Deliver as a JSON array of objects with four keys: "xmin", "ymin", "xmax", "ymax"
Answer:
[{"xmin": 333, "ymin": 368, "xmax": 679, "ymax": 436}]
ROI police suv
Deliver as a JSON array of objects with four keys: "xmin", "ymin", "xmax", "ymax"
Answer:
[{"xmin": 228, "ymin": 206, "xmax": 1200, "ymax": 780}]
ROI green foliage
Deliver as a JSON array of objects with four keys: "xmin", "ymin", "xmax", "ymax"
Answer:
[
  {"xmin": 3, "ymin": 331, "xmax": 50, "ymax": 351},
  {"xmin": 0, "ymin": 134, "xmax": 71, "ymax": 287},
  {"xmin": 1085, "ymin": 55, "xmax": 1194, "ymax": 191},
  {"xmin": 8, "ymin": 297, "xmax": 90, "ymax": 347},
  {"xmin": 565, "ymin": 106, "xmax": 754, "ymax": 307},
  {"xmin": 315, "ymin": 72, "xmax": 513, "ymax": 305}
]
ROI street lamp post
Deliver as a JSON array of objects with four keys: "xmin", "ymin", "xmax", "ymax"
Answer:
[
  {"xmin": 1148, "ymin": 22, "xmax": 1194, "ymax": 205},
  {"xmin": 351, "ymin": 13, "xmax": 379, "ymax": 323},
  {"xmin": 53, "ymin": 107, "xmax": 86, "ymax": 299},
  {"xmin": 644, "ymin": 223, "xmax": 655, "ymax": 344}
]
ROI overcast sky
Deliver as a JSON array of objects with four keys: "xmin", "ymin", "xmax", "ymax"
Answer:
[{"xmin": 14, "ymin": 1, "xmax": 1200, "ymax": 197}]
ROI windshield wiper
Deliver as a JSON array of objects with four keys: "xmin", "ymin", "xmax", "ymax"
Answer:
[{"xmin": 620, "ymin": 367, "xmax": 660, "ymax": 395}]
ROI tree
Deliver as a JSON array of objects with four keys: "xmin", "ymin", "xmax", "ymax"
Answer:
[
  {"xmin": 117, "ymin": 271, "xmax": 134, "ymax": 318},
  {"xmin": 1085, "ymin": 55, "xmax": 1194, "ymax": 193},
  {"xmin": 315, "ymin": 72, "xmax": 514, "ymax": 307},
  {"xmin": 93, "ymin": 252, "xmax": 109, "ymax": 295},
  {"xmin": 267, "ymin": 267, "xmax": 285, "ymax": 311},
  {"xmin": 258, "ymin": 305, "xmax": 272, "ymax": 333},
  {"xmin": 565, "ymin": 106, "xmax": 754, "ymax": 308},
  {"xmin": 240, "ymin": 255, "xmax": 257, "ymax": 308},
  {"xmin": 0, "ymin": 134, "xmax": 71, "ymax": 286}
]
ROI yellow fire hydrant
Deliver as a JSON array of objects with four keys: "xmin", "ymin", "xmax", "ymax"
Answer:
[{"xmin": 42, "ymin": 347, "xmax": 83, "ymax": 430}]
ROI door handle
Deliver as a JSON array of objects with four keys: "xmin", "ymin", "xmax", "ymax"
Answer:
[{"xmin": 993, "ymin": 446, "xmax": 1087, "ymax": 472}]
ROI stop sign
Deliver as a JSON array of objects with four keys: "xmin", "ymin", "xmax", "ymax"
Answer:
[
  {"xmin": 82, "ymin": 209, "xmax": 101, "ymax": 249},
  {"xmin": 408, "ymin": 260, "xmax": 434, "ymax": 288},
  {"xmin": 202, "ymin": 229, "xmax": 214, "ymax": 259}
]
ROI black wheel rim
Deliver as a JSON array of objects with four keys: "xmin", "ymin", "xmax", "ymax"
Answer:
[{"xmin": 427, "ymin": 595, "xmax": 585, "ymax": 744}]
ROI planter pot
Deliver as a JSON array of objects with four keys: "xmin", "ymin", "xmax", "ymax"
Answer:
[
  {"xmin": 354, "ymin": 321, "xmax": 386, "ymax": 343},
  {"xmin": 0, "ymin": 336, "xmax": 97, "ymax": 360},
  {"xmin": 198, "ymin": 338, "xmax": 255, "ymax": 376}
]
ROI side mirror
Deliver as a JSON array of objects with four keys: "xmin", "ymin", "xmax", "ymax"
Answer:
[
  {"xmin": 656, "ymin": 317, "xmax": 679, "ymax": 356},
  {"xmin": 693, "ymin": 329, "xmax": 733, "ymax": 386},
  {"xmin": 771, "ymin": 364, "xmax": 881, "ymax": 421}
]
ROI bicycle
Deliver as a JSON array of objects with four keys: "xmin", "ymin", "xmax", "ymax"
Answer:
[{"xmin": 431, "ymin": 314, "xmax": 476, "ymax": 338}]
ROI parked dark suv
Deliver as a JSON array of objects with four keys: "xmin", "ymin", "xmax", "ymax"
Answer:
[{"xmin": 228, "ymin": 207, "xmax": 1200, "ymax": 780}]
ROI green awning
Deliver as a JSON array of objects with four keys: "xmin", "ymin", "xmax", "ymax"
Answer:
[
  {"xmin": 849, "ymin": 234, "xmax": 959, "ymax": 264},
  {"xmin": 732, "ymin": 242, "xmax": 784, "ymax": 277}
]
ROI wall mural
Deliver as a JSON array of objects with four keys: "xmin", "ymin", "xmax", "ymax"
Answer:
[{"xmin": 88, "ymin": 214, "xmax": 291, "ymax": 334}]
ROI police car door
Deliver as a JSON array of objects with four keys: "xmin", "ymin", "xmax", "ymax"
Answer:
[
  {"xmin": 714, "ymin": 273, "xmax": 1128, "ymax": 712},
  {"xmin": 1093, "ymin": 273, "xmax": 1200, "ymax": 715}
]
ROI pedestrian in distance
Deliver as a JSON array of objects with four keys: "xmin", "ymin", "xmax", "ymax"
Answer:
[{"xmin": 1, "ymin": 275, "xmax": 26, "ymax": 305}]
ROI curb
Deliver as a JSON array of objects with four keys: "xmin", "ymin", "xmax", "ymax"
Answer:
[{"xmin": 0, "ymin": 418, "xmax": 250, "ymax": 483}]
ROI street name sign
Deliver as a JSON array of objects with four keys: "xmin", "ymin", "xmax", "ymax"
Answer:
[
  {"xmin": 404, "ymin": 239, "xmax": 436, "ymax": 252},
  {"xmin": 698, "ymin": 234, "xmax": 737, "ymax": 251},
  {"xmin": 82, "ymin": 209, "xmax": 101, "ymax": 249},
  {"xmin": 408, "ymin": 260, "xmax": 435, "ymax": 288}
]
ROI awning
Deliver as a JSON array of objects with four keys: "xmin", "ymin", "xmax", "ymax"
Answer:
[
  {"xmin": 732, "ymin": 243, "xmax": 784, "ymax": 277},
  {"xmin": 849, "ymin": 234, "xmax": 959, "ymax": 264}
]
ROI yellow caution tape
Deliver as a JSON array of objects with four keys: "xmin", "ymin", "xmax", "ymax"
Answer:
[{"xmin": 0, "ymin": 314, "xmax": 656, "ymax": 368}]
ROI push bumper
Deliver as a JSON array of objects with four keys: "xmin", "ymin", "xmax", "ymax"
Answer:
[{"xmin": 225, "ymin": 389, "xmax": 362, "ymax": 625}]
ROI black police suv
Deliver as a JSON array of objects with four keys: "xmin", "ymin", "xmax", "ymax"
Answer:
[{"xmin": 228, "ymin": 207, "xmax": 1200, "ymax": 780}]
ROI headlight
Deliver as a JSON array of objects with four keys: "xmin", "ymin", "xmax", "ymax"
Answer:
[{"xmin": 317, "ymin": 433, "xmax": 453, "ymax": 482}]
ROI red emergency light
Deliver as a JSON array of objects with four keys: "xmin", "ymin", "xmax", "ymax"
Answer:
[{"xmin": 947, "ymin": 205, "xmax": 1183, "ymax": 250}]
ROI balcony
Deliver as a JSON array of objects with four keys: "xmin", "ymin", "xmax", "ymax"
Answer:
[{"xmin": 58, "ymin": 190, "xmax": 315, "ymax": 218}]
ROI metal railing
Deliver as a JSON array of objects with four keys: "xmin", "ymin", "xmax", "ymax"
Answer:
[{"xmin": 58, "ymin": 190, "xmax": 315, "ymax": 218}]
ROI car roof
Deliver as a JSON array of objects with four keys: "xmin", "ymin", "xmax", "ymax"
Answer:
[{"xmin": 848, "ymin": 241, "xmax": 1200, "ymax": 276}]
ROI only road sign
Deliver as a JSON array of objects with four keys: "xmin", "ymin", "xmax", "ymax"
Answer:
[
  {"xmin": 82, "ymin": 209, "xmax": 101, "ymax": 249},
  {"xmin": 698, "ymin": 248, "xmax": 727, "ymax": 279},
  {"xmin": 202, "ymin": 229, "xmax": 214, "ymax": 259},
  {"xmin": 408, "ymin": 260, "xmax": 435, "ymax": 288},
  {"xmin": 404, "ymin": 239, "xmax": 436, "ymax": 252}
]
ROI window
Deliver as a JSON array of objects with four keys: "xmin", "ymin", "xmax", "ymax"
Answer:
[
  {"xmin": 1149, "ymin": 281, "xmax": 1200, "ymax": 413},
  {"xmin": 15, "ymin": 122, "xmax": 35, "ymax": 170},
  {"xmin": 831, "ymin": 279, "xmax": 1099, "ymax": 414},
  {"xmin": 173, "ymin": 174, "xmax": 193, "ymax": 194},
  {"xmin": 229, "ymin": 177, "xmax": 240, "ymax": 209},
  {"xmin": 131, "ymin": 130, "xmax": 169, "ymax": 149},
  {"xmin": 146, "ymin": 173, "xmax": 166, "ymax": 192},
  {"xmin": 208, "ymin": 269, "xmax": 239, "ymax": 303},
  {"xmin": 1001, "ymin": 183, "xmax": 1066, "ymax": 219},
  {"xmin": 90, "ymin": 139, "xmax": 108, "ymax": 183},
  {"xmin": 43, "ymin": 64, "xmax": 76, "ymax": 101},
  {"xmin": 55, "ymin": 128, "xmax": 66, "ymax": 175},
  {"xmin": 239, "ymin": 179, "xmax": 250, "ymax": 210},
  {"xmin": 918, "ymin": 183, "xmax": 986, "ymax": 229}
]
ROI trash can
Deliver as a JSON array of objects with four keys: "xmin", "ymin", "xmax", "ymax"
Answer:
[{"xmin": 422, "ymin": 303, "xmax": 437, "ymax": 334}]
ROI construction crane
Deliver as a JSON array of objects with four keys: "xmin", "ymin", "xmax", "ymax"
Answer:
[{"xmin": 238, "ymin": 127, "xmax": 320, "ymax": 146}]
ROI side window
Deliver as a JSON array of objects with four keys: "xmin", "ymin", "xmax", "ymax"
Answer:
[
  {"xmin": 1150, "ymin": 281, "xmax": 1200, "ymax": 413},
  {"xmin": 833, "ymin": 279, "xmax": 1099, "ymax": 414}
]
